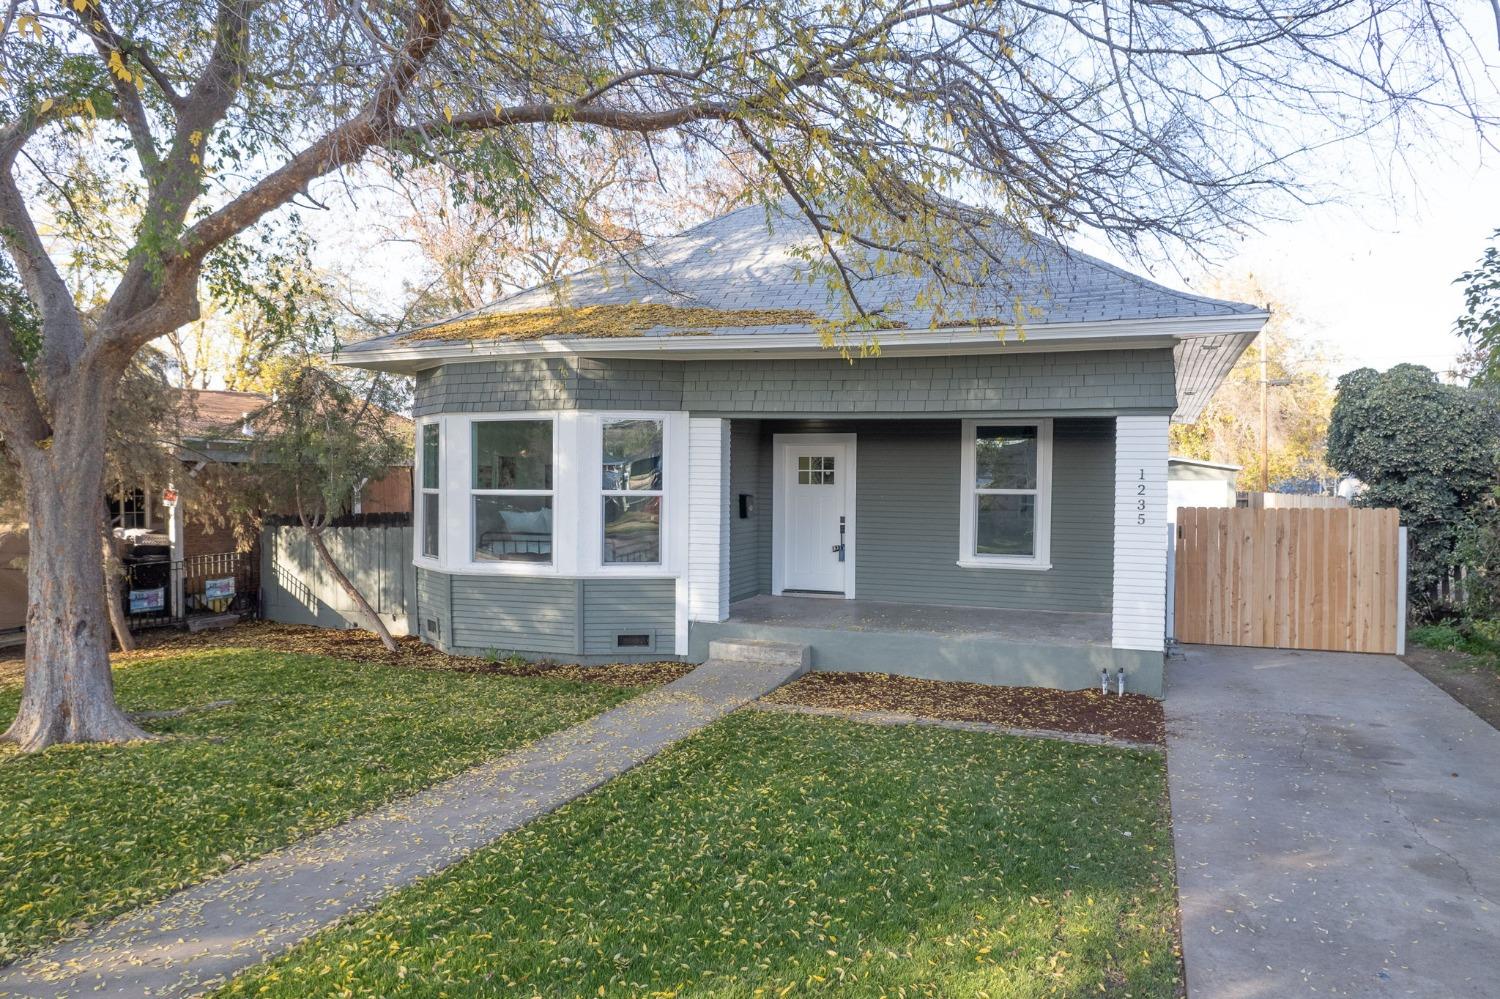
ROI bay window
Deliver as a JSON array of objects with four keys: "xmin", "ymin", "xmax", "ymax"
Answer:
[
  {"xmin": 472, "ymin": 418, "xmax": 554, "ymax": 563},
  {"xmin": 418, "ymin": 411, "xmax": 681, "ymax": 575},
  {"xmin": 959, "ymin": 419, "xmax": 1052, "ymax": 569},
  {"xmin": 602, "ymin": 418, "xmax": 663, "ymax": 564}
]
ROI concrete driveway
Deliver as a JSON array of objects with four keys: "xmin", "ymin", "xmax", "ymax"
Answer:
[{"xmin": 1167, "ymin": 645, "xmax": 1500, "ymax": 999}]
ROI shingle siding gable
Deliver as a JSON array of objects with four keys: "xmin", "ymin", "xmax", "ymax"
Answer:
[{"xmin": 413, "ymin": 349, "xmax": 1176, "ymax": 417}]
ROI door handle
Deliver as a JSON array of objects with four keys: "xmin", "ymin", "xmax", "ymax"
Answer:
[{"xmin": 833, "ymin": 516, "xmax": 846, "ymax": 561}]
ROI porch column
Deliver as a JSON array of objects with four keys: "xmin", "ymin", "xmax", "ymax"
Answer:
[
  {"xmin": 682, "ymin": 418, "xmax": 731, "ymax": 650},
  {"xmin": 166, "ymin": 485, "xmax": 185, "ymax": 619},
  {"xmin": 1111, "ymin": 415, "xmax": 1169, "ymax": 652}
]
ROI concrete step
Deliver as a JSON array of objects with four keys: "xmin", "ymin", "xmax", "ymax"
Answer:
[{"xmin": 707, "ymin": 638, "xmax": 811, "ymax": 671}]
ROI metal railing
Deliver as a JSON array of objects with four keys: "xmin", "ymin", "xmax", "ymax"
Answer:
[{"xmin": 123, "ymin": 550, "xmax": 260, "ymax": 629}]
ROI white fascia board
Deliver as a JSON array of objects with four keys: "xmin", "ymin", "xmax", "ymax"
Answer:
[{"xmin": 332, "ymin": 312, "xmax": 1271, "ymax": 373}]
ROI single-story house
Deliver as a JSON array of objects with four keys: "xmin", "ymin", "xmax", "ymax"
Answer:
[
  {"xmin": 104, "ymin": 388, "xmax": 413, "ymax": 625},
  {"xmin": 107, "ymin": 388, "xmax": 414, "ymax": 556},
  {"xmin": 337, "ymin": 201, "xmax": 1267, "ymax": 696},
  {"xmin": 1167, "ymin": 456, "xmax": 1241, "ymax": 521}
]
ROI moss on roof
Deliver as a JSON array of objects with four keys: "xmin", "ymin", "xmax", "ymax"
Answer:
[{"xmin": 401, "ymin": 303, "xmax": 825, "ymax": 344}]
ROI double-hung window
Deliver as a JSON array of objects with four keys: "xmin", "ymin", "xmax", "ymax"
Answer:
[
  {"xmin": 471, "ymin": 419, "xmax": 554, "ymax": 563},
  {"xmin": 601, "ymin": 418, "xmax": 664, "ymax": 564},
  {"xmin": 420, "ymin": 423, "xmax": 440, "ymax": 558},
  {"xmin": 959, "ymin": 419, "xmax": 1052, "ymax": 569}
]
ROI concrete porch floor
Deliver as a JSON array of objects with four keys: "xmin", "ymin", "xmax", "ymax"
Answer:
[{"xmin": 725, "ymin": 594, "xmax": 1111, "ymax": 647}]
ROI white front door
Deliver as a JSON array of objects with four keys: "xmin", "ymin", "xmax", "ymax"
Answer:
[{"xmin": 774, "ymin": 435, "xmax": 855, "ymax": 595}]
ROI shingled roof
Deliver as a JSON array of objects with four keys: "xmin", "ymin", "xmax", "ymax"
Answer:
[
  {"xmin": 341, "ymin": 199, "xmax": 1261, "ymax": 354},
  {"xmin": 176, "ymin": 389, "xmax": 266, "ymax": 440}
]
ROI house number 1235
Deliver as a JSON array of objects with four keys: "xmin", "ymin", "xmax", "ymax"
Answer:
[{"xmin": 1135, "ymin": 469, "xmax": 1147, "ymax": 525}]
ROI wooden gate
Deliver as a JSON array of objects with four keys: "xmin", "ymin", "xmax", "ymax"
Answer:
[{"xmin": 1173, "ymin": 507, "xmax": 1403, "ymax": 654}]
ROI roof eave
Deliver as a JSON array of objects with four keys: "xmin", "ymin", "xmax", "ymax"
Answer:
[{"xmin": 332, "ymin": 312, "xmax": 1270, "ymax": 373}]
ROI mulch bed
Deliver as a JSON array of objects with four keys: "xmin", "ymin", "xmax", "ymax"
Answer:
[
  {"xmin": 5, "ymin": 625, "xmax": 1165, "ymax": 744},
  {"xmin": 764, "ymin": 671, "xmax": 1165, "ymax": 745},
  {"xmin": 0, "ymin": 622, "xmax": 694, "ymax": 689}
]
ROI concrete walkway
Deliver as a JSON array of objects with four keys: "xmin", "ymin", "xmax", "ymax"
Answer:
[
  {"xmin": 1167, "ymin": 645, "xmax": 1500, "ymax": 999},
  {"xmin": 0, "ymin": 651, "xmax": 809, "ymax": 998}
]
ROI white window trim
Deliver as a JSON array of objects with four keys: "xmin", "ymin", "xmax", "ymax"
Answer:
[
  {"xmin": 593, "ymin": 414, "xmax": 673, "ymax": 573},
  {"xmin": 415, "ymin": 418, "xmax": 441, "ymax": 568},
  {"xmin": 957, "ymin": 418, "xmax": 1053, "ymax": 571},
  {"xmin": 465, "ymin": 412, "xmax": 562, "ymax": 573},
  {"xmin": 417, "ymin": 410, "xmax": 686, "ymax": 580}
]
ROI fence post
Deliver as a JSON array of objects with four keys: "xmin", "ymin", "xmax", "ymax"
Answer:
[
  {"xmin": 1396, "ymin": 526, "xmax": 1408, "ymax": 656},
  {"xmin": 1164, "ymin": 521, "xmax": 1176, "ymax": 643}
]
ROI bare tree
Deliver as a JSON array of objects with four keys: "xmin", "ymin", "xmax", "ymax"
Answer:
[{"xmin": 0, "ymin": 0, "xmax": 1494, "ymax": 749}]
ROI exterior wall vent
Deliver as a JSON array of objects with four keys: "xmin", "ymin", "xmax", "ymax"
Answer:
[{"xmin": 614, "ymin": 631, "xmax": 654, "ymax": 651}]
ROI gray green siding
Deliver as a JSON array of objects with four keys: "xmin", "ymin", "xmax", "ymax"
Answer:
[
  {"xmin": 729, "ymin": 419, "xmax": 763, "ymax": 601},
  {"xmin": 413, "ymin": 349, "xmax": 1175, "ymax": 418},
  {"xmin": 413, "ymin": 358, "xmax": 683, "ymax": 416},
  {"xmin": 416, "ymin": 566, "xmax": 450, "ymax": 644},
  {"xmin": 448, "ymin": 576, "xmax": 577, "ymax": 655},
  {"xmin": 414, "ymin": 570, "xmax": 676, "ymax": 660},
  {"xmin": 682, "ymin": 351, "xmax": 1174, "ymax": 416},
  {"xmin": 742, "ymin": 417, "xmax": 1114, "ymax": 613},
  {"xmin": 582, "ymin": 579, "xmax": 676, "ymax": 654}
]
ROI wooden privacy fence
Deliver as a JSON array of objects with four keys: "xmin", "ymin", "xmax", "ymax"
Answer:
[
  {"xmin": 260, "ymin": 524, "xmax": 416, "ymax": 636},
  {"xmin": 1173, "ymin": 506, "xmax": 1405, "ymax": 654}
]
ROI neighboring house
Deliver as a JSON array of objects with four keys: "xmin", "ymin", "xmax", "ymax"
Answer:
[
  {"xmin": 103, "ymin": 388, "xmax": 412, "ymax": 626},
  {"xmin": 0, "ymin": 528, "xmax": 24, "ymax": 642},
  {"xmin": 1167, "ymin": 457, "xmax": 1241, "ymax": 521},
  {"xmin": 109, "ymin": 389, "xmax": 413, "ymax": 561},
  {"xmin": 178, "ymin": 388, "xmax": 415, "ymax": 551},
  {"xmin": 337, "ymin": 201, "xmax": 1267, "ymax": 696}
]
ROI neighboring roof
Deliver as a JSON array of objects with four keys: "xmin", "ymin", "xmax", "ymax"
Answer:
[
  {"xmin": 176, "ymin": 389, "xmax": 267, "ymax": 440},
  {"xmin": 335, "ymin": 199, "xmax": 1269, "ymax": 421},
  {"xmin": 175, "ymin": 387, "xmax": 412, "ymax": 447}
]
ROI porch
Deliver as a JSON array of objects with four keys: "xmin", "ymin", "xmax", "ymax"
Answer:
[{"xmin": 687, "ymin": 594, "xmax": 1162, "ymax": 696}]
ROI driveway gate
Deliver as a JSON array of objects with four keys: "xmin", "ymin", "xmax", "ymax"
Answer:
[{"xmin": 1173, "ymin": 506, "xmax": 1405, "ymax": 654}]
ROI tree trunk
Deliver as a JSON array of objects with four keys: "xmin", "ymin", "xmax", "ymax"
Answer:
[
  {"xmin": 301, "ymin": 514, "xmax": 398, "ymax": 652},
  {"xmin": 101, "ymin": 513, "xmax": 135, "ymax": 653},
  {"xmin": 4, "ymin": 408, "xmax": 152, "ymax": 751}
]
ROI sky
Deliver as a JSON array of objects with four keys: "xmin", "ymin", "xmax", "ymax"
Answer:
[
  {"xmin": 1064, "ymin": 128, "xmax": 1499, "ymax": 382},
  {"xmin": 1166, "ymin": 152, "xmax": 1496, "ymax": 380}
]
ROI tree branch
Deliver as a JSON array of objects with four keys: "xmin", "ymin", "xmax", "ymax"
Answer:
[
  {"xmin": 0, "ymin": 104, "xmax": 89, "ymax": 384},
  {"xmin": 0, "ymin": 311, "xmax": 49, "ymax": 454},
  {"xmin": 178, "ymin": 0, "xmax": 460, "ymax": 265},
  {"xmin": 99, "ymin": 0, "xmax": 263, "ymax": 349},
  {"xmin": 70, "ymin": 0, "xmax": 163, "ymax": 178}
]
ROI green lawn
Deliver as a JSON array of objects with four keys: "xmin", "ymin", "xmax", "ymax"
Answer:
[
  {"xmin": 0, "ymin": 647, "xmax": 636, "ymax": 964},
  {"xmin": 220, "ymin": 711, "xmax": 1178, "ymax": 998}
]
